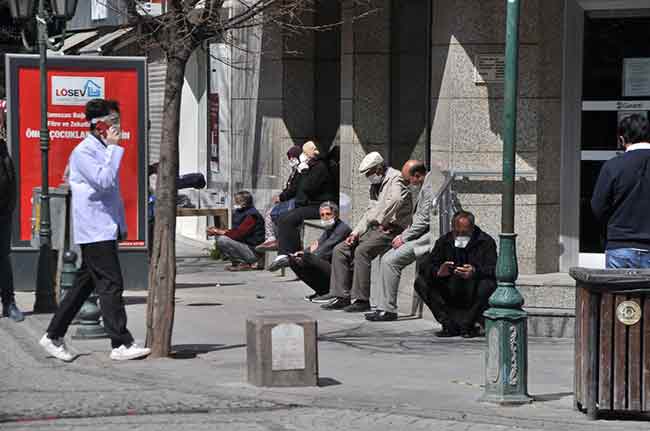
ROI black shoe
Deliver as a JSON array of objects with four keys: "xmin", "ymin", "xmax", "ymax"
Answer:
[
  {"xmin": 435, "ymin": 324, "xmax": 460, "ymax": 338},
  {"xmin": 365, "ymin": 310, "xmax": 398, "ymax": 322},
  {"xmin": 343, "ymin": 300, "xmax": 371, "ymax": 313},
  {"xmin": 311, "ymin": 293, "xmax": 335, "ymax": 304},
  {"xmin": 303, "ymin": 293, "xmax": 319, "ymax": 302},
  {"xmin": 321, "ymin": 297, "xmax": 351, "ymax": 310},
  {"xmin": 268, "ymin": 256, "xmax": 289, "ymax": 272},
  {"xmin": 461, "ymin": 326, "xmax": 479, "ymax": 339}
]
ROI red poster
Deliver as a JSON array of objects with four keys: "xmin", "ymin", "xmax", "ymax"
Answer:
[{"xmin": 15, "ymin": 67, "xmax": 142, "ymax": 246}]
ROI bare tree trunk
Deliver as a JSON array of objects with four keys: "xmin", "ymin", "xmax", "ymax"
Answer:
[{"xmin": 145, "ymin": 55, "xmax": 187, "ymax": 357}]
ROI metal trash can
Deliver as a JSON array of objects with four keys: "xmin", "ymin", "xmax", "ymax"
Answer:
[{"xmin": 570, "ymin": 267, "xmax": 650, "ymax": 420}]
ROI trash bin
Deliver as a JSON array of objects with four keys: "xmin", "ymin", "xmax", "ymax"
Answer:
[{"xmin": 570, "ymin": 267, "xmax": 650, "ymax": 420}]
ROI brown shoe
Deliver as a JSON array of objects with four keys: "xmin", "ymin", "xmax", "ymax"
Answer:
[
  {"xmin": 255, "ymin": 240, "xmax": 278, "ymax": 252},
  {"xmin": 227, "ymin": 263, "xmax": 254, "ymax": 272}
]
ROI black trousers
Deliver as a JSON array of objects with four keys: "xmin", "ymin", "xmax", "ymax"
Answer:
[
  {"xmin": 47, "ymin": 240, "xmax": 134, "ymax": 348},
  {"xmin": 0, "ymin": 215, "xmax": 15, "ymax": 306},
  {"xmin": 289, "ymin": 252, "xmax": 331, "ymax": 295},
  {"xmin": 277, "ymin": 205, "xmax": 321, "ymax": 255},
  {"xmin": 414, "ymin": 260, "xmax": 496, "ymax": 330}
]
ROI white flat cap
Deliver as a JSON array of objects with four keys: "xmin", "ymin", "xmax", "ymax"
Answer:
[{"xmin": 358, "ymin": 151, "xmax": 384, "ymax": 174}]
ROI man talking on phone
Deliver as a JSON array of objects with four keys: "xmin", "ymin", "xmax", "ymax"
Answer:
[
  {"xmin": 414, "ymin": 210, "xmax": 497, "ymax": 338},
  {"xmin": 39, "ymin": 99, "xmax": 150, "ymax": 362}
]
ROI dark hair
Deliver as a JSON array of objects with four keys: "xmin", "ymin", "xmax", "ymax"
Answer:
[
  {"xmin": 234, "ymin": 190, "xmax": 254, "ymax": 207},
  {"xmin": 619, "ymin": 114, "xmax": 650, "ymax": 145},
  {"xmin": 453, "ymin": 210, "xmax": 475, "ymax": 227},
  {"xmin": 287, "ymin": 145, "xmax": 302, "ymax": 159},
  {"xmin": 408, "ymin": 161, "xmax": 427, "ymax": 176},
  {"xmin": 85, "ymin": 99, "xmax": 119, "ymax": 130}
]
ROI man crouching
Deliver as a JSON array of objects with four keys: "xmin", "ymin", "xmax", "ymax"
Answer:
[{"xmin": 415, "ymin": 210, "xmax": 497, "ymax": 338}]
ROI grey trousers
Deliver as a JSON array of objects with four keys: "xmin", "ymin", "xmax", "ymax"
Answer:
[
  {"xmin": 329, "ymin": 228, "xmax": 395, "ymax": 301},
  {"xmin": 216, "ymin": 236, "xmax": 258, "ymax": 264}
]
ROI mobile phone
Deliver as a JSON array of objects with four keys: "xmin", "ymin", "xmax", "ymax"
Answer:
[{"xmin": 94, "ymin": 120, "xmax": 110, "ymax": 137}]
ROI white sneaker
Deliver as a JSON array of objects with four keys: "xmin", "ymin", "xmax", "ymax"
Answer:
[
  {"xmin": 110, "ymin": 343, "xmax": 151, "ymax": 361},
  {"xmin": 39, "ymin": 334, "xmax": 75, "ymax": 362}
]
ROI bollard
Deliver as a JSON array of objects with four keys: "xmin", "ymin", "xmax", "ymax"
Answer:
[{"xmin": 59, "ymin": 250, "xmax": 77, "ymax": 303}]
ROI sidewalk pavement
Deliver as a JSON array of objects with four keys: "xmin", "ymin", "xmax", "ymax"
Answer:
[{"xmin": 1, "ymin": 245, "xmax": 648, "ymax": 430}]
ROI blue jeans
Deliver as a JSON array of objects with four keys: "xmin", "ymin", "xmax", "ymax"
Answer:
[{"xmin": 605, "ymin": 248, "xmax": 650, "ymax": 269}]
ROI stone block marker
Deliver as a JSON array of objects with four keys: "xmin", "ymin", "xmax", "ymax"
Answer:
[{"xmin": 246, "ymin": 314, "xmax": 318, "ymax": 387}]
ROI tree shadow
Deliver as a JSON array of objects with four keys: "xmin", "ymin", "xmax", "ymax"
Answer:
[
  {"xmin": 176, "ymin": 282, "xmax": 245, "ymax": 289},
  {"xmin": 184, "ymin": 302, "xmax": 223, "ymax": 307},
  {"xmin": 532, "ymin": 392, "xmax": 573, "ymax": 403},
  {"xmin": 170, "ymin": 343, "xmax": 246, "ymax": 359}
]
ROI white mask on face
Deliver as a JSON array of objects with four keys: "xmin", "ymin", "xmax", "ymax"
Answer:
[
  {"xmin": 368, "ymin": 174, "xmax": 383, "ymax": 184},
  {"xmin": 320, "ymin": 218, "xmax": 336, "ymax": 228},
  {"xmin": 233, "ymin": 204, "xmax": 243, "ymax": 210},
  {"xmin": 454, "ymin": 236, "xmax": 471, "ymax": 249},
  {"xmin": 409, "ymin": 184, "xmax": 422, "ymax": 194},
  {"xmin": 299, "ymin": 153, "xmax": 308, "ymax": 163},
  {"xmin": 289, "ymin": 158, "xmax": 299, "ymax": 168}
]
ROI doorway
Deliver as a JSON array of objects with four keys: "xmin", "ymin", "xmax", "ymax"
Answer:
[{"xmin": 561, "ymin": 2, "xmax": 650, "ymax": 270}]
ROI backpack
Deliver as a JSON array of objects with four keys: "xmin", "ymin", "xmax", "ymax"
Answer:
[{"xmin": 0, "ymin": 139, "xmax": 17, "ymax": 216}]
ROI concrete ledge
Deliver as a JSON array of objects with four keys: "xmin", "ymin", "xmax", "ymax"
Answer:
[{"xmin": 525, "ymin": 307, "xmax": 575, "ymax": 338}]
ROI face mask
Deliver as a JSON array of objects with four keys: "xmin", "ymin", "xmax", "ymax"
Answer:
[
  {"xmin": 299, "ymin": 153, "xmax": 308, "ymax": 163},
  {"xmin": 289, "ymin": 158, "xmax": 299, "ymax": 168},
  {"xmin": 409, "ymin": 184, "xmax": 422, "ymax": 194},
  {"xmin": 233, "ymin": 204, "xmax": 243, "ymax": 210},
  {"xmin": 320, "ymin": 218, "xmax": 335, "ymax": 227},
  {"xmin": 368, "ymin": 174, "xmax": 383, "ymax": 184},
  {"xmin": 454, "ymin": 236, "xmax": 471, "ymax": 249}
]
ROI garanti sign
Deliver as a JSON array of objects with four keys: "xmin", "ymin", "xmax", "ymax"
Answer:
[{"xmin": 5, "ymin": 55, "xmax": 148, "ymax": 251}]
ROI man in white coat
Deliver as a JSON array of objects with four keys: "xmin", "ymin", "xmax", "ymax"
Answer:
[{"xmin": 39, "ymin": 99, "xmax": 150, "ymax": 362}]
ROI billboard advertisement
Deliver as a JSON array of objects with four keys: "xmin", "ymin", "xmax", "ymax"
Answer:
[{"xmin": 5, "ymin": 55, "xmax": 147, "ymax": 250}]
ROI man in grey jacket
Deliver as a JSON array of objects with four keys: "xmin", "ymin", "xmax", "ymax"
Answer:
[
  {"xmin": 323, "ymin": 152, "xmax": 413, "ymax": 312},
  {"xmin": 288, "ymin": 201, "xmax": 351, "ymax": 301},
  {"xmin": 365, "ymin": 160, "xmax": 430, "ymax": 321}
]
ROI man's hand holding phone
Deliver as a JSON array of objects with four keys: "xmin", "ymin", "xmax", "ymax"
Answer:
[
  {"xmin": 105, "ymin": 125, "xmax": 121, "ymax": 146},
  {"xmin": 438, "ymin": 261, "xmax": 456, "ymax": 277}
]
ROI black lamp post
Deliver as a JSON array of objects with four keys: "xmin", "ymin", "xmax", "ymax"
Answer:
[{"xmin": 8, "ymin": 0, "xmax": 79, "ymax": 313}]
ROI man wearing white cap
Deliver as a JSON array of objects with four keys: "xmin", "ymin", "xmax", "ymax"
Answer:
[{"xmin": 322, "ymin": 152, "xmax": 413, "ymax": 312}]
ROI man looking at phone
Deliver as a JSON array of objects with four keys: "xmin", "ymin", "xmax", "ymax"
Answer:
[
  {"xmin": 414, "ymin": 210, "xmax": 497, "ymax": 338},
  {"xmin": 39, "ymin": 98, "xmax": 150, "ymax": 362}
]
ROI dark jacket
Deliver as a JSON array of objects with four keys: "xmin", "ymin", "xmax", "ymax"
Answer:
[
  {"xmin": 429, "ymin": 226, "xmax": 497, "ymax": 282},
  {"xmin": 279, "ymin": 168, "xmax": 300, "ymax": 202},
  {"xmin": 312, "ymin": 219, "xmax": 352, "ymax": 262},
  {"xmin": 591, "ymin": 148, "xmax": 650, "ymax": 250},
  {"xmin": 230, "ymin": 206, "xmax": 265, "ymax": 247},
  {"xmin": 294, "ymin": 157, "xmax": 337, "ymax": 207},
  {"xmin": 0, "ymin": 139, "xmax": 17, "ymax": 217}
]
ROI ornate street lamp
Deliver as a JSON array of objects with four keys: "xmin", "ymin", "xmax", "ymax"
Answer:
[
  {"xmin": 480, "ymin": 0, "xmax": 531, "ymax": 405},
  {"xmin": 8, "ymin": 0, "xmax": 79, "ymax": 313}
]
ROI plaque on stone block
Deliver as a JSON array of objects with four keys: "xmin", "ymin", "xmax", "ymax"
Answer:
[{"xmin": 271, "ymin": 323, "xmax": 305, "ymax": 371}]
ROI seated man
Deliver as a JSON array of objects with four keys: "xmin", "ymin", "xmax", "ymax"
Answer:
[
  {"xmin": 322, "ymin": 153, "xmax": 413, "ymax": 312},
  {"xmin": 207, "ymin": 191, "xmax": 265, "ymax": 271},
  {"xmin": 288, "ymin": 201, "xmax": 351, "ymax": 302},
  {"xmin": 366, "ymin": 160, "xmax": 429, "ymax": 322},
  {"xmin": 414, "ymin": 210, "xmax": 497, "ymax": 338}
]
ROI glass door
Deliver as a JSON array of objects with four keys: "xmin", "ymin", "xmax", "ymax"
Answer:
[{"xmin": 580, "ymin": 12, "xmax": 650, "ymax": 268}]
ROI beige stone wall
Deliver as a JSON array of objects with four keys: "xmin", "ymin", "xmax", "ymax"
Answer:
[{"xmin": 429, "ymin": 0, "xmax": 564, "ymax": 274}]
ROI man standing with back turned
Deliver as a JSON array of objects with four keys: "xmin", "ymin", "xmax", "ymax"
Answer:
[
  {"xmin": 592, "ymin": 114, "xmax": 650, "ymax": 268},
  {"xmin": 39, "ymin": 98, "xmax": 150, "ymax": 362}
]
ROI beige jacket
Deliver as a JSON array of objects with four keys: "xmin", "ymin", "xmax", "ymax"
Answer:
[{"xmin": 353, "ymin": 167, "xmax": 413, "ymax": 236}]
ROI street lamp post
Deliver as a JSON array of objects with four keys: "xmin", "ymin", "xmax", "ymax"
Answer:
[
  {"xmin": 9, "ymin": 0, "xmax": 79, "ymax": 313},
  {"xmin": 480, "ymin": 0, "xmax": 532, "ymax": 405}
]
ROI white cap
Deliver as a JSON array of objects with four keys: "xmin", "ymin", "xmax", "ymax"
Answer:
[{"xmin": 358, "ymin": 151, "xmax": 384, "ymax": 175}]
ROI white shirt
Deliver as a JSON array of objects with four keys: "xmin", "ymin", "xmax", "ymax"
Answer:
[
  {"xmin": 69, "ymin": 134, "xmax": 127, "ymax": 244},
  {"xmin": 625, "ymin": 142, "xmax": 650, "ymax": 152}
]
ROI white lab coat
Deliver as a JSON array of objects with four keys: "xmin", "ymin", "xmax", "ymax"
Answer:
[{"xmin": 69, "ymin": 134, "xmax": 127, "ymax": 245}]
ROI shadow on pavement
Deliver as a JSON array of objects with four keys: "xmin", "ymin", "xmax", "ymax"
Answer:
[
  {"xmin": 318, "ymin": 377, "xmax": 342, "ymax": 387},
  {"xmin": 532, "ymin": 392, "xmax": 574, "ymax": 402},
  {"xmin": 176, "ymin": 282, "xmax": 245, "ymax": 289},
  {"xmin": 170, "ymin": 343, "xmax": 246, "ymax": 359}
]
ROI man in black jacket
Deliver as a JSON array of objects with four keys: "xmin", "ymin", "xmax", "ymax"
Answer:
[
  {"xmin": 592, "ymin": 114, "xmax": 650, "ymax": 268},
  {"xmin": 289, "ymin": 201, "xmax": 351, "ymax": 302},
  {"xmin": 269, "ymin": 141, "xmax": 337, "ymax": 271},
  {"xmin": 414, "ymin": 211, "xmax": 496, "ymax": 338},
  {"xmin": 0, "ymin": 102, "xmax": 24, "ymax": 321}
]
